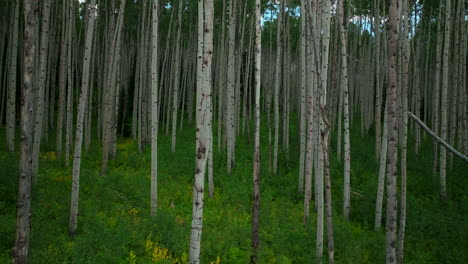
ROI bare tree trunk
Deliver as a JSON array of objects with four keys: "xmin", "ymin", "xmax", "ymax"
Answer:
[
  {"xmin": 375, "ymin": 103, "xmax": 388, "ymax": 231},
  {"xmin": 68, "ymin": 0, "xmax": 97, "ymax": 236},
  {"xmin": 226, "ymin": 0, "xmax": 237, "ymax": 174},
  {"xmin": 189, "ymin": 0, "xmax": 213, "ymax": 262},
  {"xmin": 6, "ymin": 2, "xmax": 20, "ymax": 152},
  {"xmin": 12, "ymin": 1, "xmax": 37, "ymax": 262},
  {"xmin": 386, "ymin": 0, "xmax": 399, "ymax": 262},
  {"xmin": 150, "ymin": 0, "xmax": 159, "ymax": 216},
  {"xmin": 439, "ymin": 0, "xmax": 451, "ymax": 201},
  {"xmin": 32, "ymin": 0, "xmax": 51, "ymax": 178},
  {"xmin": 170, "ymin": 0, "xmax": 183, "ymax": 153},
  {"xmin": 64, "ymin": 1, "xmax": 74, "ymax": 167},
  {"xmin": 432, "ymin": 3, "xmax": 443, "ymax": 175},
  {"xmin": 56, "ymin": 0, "xmax": 69, "ymax": 158},
  {"xmin": 298, "ymin": 0, "xmax": 307, "ymax": 194},
  {"xmin": 272, "ymin": 0, "xmax": 283, "ymax": 175},
  {"xmin": 398, "ymin": 1, "xmax": 411, "ymax": 260},
  {"xmin": 251, "ymin": 0, "xmax": 261, "ymax": 261},
  {"xmin": 338, "ymin": 0, "xmax": 352, "ymax": 222},
  {"xmin": 374, "ymin": 0, "xmax": 382, "ymax": 158}
]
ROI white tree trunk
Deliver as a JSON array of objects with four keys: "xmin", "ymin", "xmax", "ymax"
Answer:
[
  {"xmin": 374, "ymin": 104, "xmax": 388, "ymax": 231},
  {"xmin": 32, "ymin": 0, "xmax": 51, "ymax": 178},
  {"xmin": 386, "ymin": 0, "xmax": 400, "ymax": 262},
  {"xmin": 150, "ymin": 0, "xmax": 159, "ymax": 216},
  {"xmin": 272, "ymin": 0, "xmax": 283, "ymax": 175},
  {"xmin": 251, "ymin": 0, "xmax": 262, "ymax": 261},
  {"xmin": 439, "ymin": 0, "xmax": 451, "ymax": 201},
  {"xmin": 170, "ymin": 0, "xmax": 183, "ymax": 153},
  {"xmin": 12, "ymin": 1, "xmax": 37, "ymax": 261},
  {"xmin": 68, "ymin": 0, "xmax": 97, "ymax": 235},
  {"xmin": 226, "ymin": 0, "xmax": 237, "ymax": 174},
  {"xmin": 189, "ymin": 0, "xmax": 213, "ymax": 262}
]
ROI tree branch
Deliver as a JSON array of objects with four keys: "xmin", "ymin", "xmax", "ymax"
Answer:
[{"xmin": 408, "ymin": 112, "xmax": 468, "ymax": 163}]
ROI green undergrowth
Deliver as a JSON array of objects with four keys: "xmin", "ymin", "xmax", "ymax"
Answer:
[{"xmin": 0, "ymin": 117, "xmax": 466, "ymax": 263}]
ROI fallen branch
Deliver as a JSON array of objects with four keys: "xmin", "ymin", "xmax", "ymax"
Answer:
[{"xmin": 408, "ymin": 111, "xmax": 468, "ymax": 163}]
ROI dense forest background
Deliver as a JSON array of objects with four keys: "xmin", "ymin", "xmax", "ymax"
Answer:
[{"xmin": 0, "ymin": 0, "xmax": 467, "ymax": 263}]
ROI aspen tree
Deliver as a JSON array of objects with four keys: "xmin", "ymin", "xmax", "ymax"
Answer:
[
  {"xmin": 32, "ymin": 0, "xmax": 52, "ymax": 178},
  {"xmin": 338, "ymin": 0, "xmax": 351, "ymax": 222},
  {"xmin": 12, "ymin": 0, "xmax": 37, "ymax": 262},
  {"xmin": 439, "ymin": 0, "xmax": 451, "ymax": 201},
  {"xmin": 298, "ymin": 0, "xmax": 307, "ymax": 194},
  {"xmin": 398, "ymin": 0, "xmax": 411, "ymax": 260},
  {"xmin": 64, "ymin": 1, "xmax": 74, "ymax": 167},
  {"xmin": 303, "ymin": 38, "xmax": 315, "ymax": 224},
  {"xmin": 374, "ymin": 0, "xmax": 382, "ymax": 158},
  {"xmin": 386, "ymin": 0, "xmax": 400, "ymax": 262},
  {"xmin": 189, "ymin": 0, "xmax": 213, "ymax": 262},
  {"xmin": 150, "ymin": 0, "xmax": 159, "ymax": 216},
  {"xmin": 432, "ymin": 2, "xmax": 443, "ymax": 174},
  {"xmin": 272, "ymin": 0, "xmax": 283, "ymax": 175},
  {"xmin": 216, "ymin": 0, "xmax": 227, "ymax": 152},
  {"xmin": 318, "ymin": 0, "xmax": 332, "ymax": 260},
  {"xmin": 251, "ymin": 0, "xmax": 262, "ymax": 261},
  {"xmin": 6, "ymin": 2, "xmax": 20, "ymax": 152},
  {"xmin": 226, "ymin": 0, "xmax": 237, "ymax": 174},
  {"xmin": 375, "ymin": 103, "xmax": 388, "ymax": 231},
  {"xmin": 57, "ymin": 0, "xmax": 70, "ymax": 158},
  {"xmin": 171, "ymin": 0, "xmax": 184, "ymax": 153},
  {"xmin": 68, "ymin": 0, "xmax": 97, "ymax": 235}
]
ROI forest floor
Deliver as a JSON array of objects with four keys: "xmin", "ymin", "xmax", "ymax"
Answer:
[{"xmin": 1, "ymin": 120, "xmax": 467, "ymax": 264}]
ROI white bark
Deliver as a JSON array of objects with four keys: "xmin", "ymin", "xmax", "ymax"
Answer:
[
  {"xmin": 272, "ymin": 0, "xmax": 283, "ymax": 175},
  {"xmin": 439, "ymin": 0, "xmax": 451, "ymax": 201},
  {"xmin": 68, "ymin": 0, "xmax": 97, "ymax": 235},
  {"xmin": 13, "ymin": 1, "xmax": 37, "ymax": 261},
  {"xmin": 339, "ymin": 0, "xmax": 351, "ymax": 222},
  {"xmin": 150, "ymin": 0, "xmax": 159, "ymax": 216},
  {"xmin": 298, "ymin": 0, "xmax": 307, "ymax": 193},
  {"xmin": 226, "ymin": 0, "xmax": 237, "ymax": 174},
  {"xmin": 32, "ymin": 0, "xmax": 51, "ymax": 178},
  {"xmin": 189, "ymin": 0, "xmax": 213, "ymax": 262},
  {"xmin": 251, "ymin": 0, "xmax": 262, "ymax": 260},
  {"xmin": 170, "ymin": 0, "xmax": 184, "ymax": 153}
]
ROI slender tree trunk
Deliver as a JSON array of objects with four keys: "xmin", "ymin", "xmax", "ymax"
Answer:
[
  {"xmin": 68, "ymin": 0, "xmax": 97, "ymax": 236},
  {"xmin": 303, "ymin": 12, "xmax": 315, "ymax": 223},
  {"xmin": 12, "ymin": 1, "xmax": 37, "ymax": 262},
  {"xmin": 56, "ymin": 0, "xmax": 69, "ymax": 158},
  {"xmin": 251, "ymin": 0, "xmax": 261, "ymax": 261},
  {"xmin": 339, "ymin": 0, "xmax": 351, "ymax": 222},
  {"xmin": 439, "ymin": 0, "xmax": 451, "ymax": 201},
  {"xmin": 170, "ymin": 0, "xmax": 183, "ymax": 153},
  {"xmin": 6, "ymin": 2, "xmax": 20, "ymax": 152},
  {"xmin": 432, "ymin": 3, "xmax": 443, "ymax": 175},
  {"xmin": 386, "ymin": 0, "xmax": 399, "ymax": 262},
  {"xmin": 272, "ymin": 0, "xmax": 283, "ymax": 175},
  {"xmin": 375, "ymin": 104, "xmax": 388, "ymax": 231},
  {"xmin": 32, "ymin": 0, "xmax": 51, "ymax": 178},
  {"xmin": 374, "ymin": 0, "xmax": 382, "ymax": 158},
  {"xmin": 298, "ymin": 0, "xmax": 307, "ymax": 193},
  {"xmin": 226, "ymin": 0, "xmax": 237, "ymax": 174},
  {"xmin": 398, "ymin": 1, "xmax": 411, "ymax": 260},
  {"xmin": 189, "ymin": 0, "xmax": 213, "ymax": 262},
  {"xmin": 150, "ymin": 0, "xmax": 159, "ymax": 216}
]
